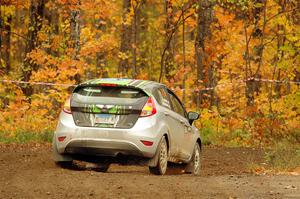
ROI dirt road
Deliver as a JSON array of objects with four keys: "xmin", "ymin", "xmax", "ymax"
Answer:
[{"xmin": 0, "ymin": 144, "xmax": 299, "ymax": 199}]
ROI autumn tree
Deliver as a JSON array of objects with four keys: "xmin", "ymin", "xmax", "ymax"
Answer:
[{"xmin": 0, "ymin": 0, "xmax": 299, "ymax": 146}]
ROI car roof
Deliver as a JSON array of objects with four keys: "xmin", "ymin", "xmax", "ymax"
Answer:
[{"xmin": 79, "ymin": 78, "xmax": 165, "ymax": 91}]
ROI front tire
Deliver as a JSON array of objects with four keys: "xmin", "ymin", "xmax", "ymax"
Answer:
[
  {"xmin": 185, "ymin": 142, "xmax": 201, "ymax": 175},
  {"xmin": 149, "ymin": 136, "xmax": 168, "ymax": 175}
]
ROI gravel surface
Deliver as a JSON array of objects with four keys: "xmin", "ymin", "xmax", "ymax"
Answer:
[{"xmin": 0, "ymin": 144, "xmax": 299, "ymax": 199}]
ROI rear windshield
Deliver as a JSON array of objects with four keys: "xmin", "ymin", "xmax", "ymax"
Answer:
[
  {"xmin": 71, "ymin": 86, "xmax": 148, "ymax": 128},
  {"xmin": 74, "ymin": 86, "xmax": 147, "ymax": 98}
]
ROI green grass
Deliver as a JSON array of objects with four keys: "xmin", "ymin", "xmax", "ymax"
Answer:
[
  {"xmin": 200, "ymin": 126, "xmax": 300, "ymax": 171},
  {"xmin": 199, "ymin": 127, "xmax": 215, "ymax": 145},
  {"xmin": 265, "ymin": 140, "xmax": 300, "ymax": 170},
  {"xmin": 0, "ymin": 131, "xmax": 53, "ymax": 143},
  {"xmin": 200, "ymin": 127, "xmax": 251, "ymax": 147}
]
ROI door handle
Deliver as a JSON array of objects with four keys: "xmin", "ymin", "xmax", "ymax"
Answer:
[
  {"xmin": 180, "ymin": 120, "xmax": 185, "ymax": 124},
  {"xmin": 164, "ymin": 112, "xmax": 169, "ymax": 116}
]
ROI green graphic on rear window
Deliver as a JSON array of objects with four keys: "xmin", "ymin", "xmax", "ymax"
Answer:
[{"xmin": 81, "ymin": 104, "xmax": 128, "ymax": 114}]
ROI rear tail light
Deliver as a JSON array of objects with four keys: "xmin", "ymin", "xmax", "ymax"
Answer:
[
  {"xmin": 63, "ymin": 97, "xmax": 72, "ymax": 114},
  {"xmin": 140, "ymin": 97, "xmax": 157, "ymax": 117},
  {"xmin": 58, "ymin": 136, "xmax": 66, "ymax": 142}
]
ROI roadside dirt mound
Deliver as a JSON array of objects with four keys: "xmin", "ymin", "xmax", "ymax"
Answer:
[{"xmin": 0, "ymin": 144, "xmax": 299, "ymax": 198}]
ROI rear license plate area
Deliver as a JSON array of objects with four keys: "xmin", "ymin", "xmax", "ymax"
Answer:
[{"xmin": 94, "ymin": 114, "xmax": 116, "ymax": 125}]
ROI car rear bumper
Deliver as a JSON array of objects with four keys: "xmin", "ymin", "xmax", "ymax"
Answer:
[
  {"xmin": 54, "ymin": 111, "xmax": 163, "ymax": 158},
  {"xmin": 64, "ymin": 139, "xmax": 144, "ymax": 157}
]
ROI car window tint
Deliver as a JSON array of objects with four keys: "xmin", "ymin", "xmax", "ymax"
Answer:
[
  {"xmin": 168, "ymin": 91, "xmax": 186, "ymax": 118},
  {"xmin": 153, "ymin": 87, "xmax": 171, "ymax": 109}
]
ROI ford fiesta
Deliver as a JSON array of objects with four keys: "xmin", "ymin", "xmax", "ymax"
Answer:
[{"xmin": 53, "ymin": 78, "xmax": 202, "ymax": 175}]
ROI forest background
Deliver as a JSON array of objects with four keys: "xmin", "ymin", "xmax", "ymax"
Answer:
[{"xmin": 0, "ymin": 0, "xmax": 299, "ymax": 169}]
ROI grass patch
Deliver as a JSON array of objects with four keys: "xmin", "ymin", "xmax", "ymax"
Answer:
[
  {"xmin": 200, "ymin": 127, "xmax": 215, "ymax": 145},
  {"xmin": 0, "ymin": 131, "xmax": 53, "ymax": 143},
  {"xmin": 200, "ymin": 127, "xmax": 250, "ymax": 147},
  {"xmin": 265, "ymin": 140, "xmax": 300, "ymax": 170}
]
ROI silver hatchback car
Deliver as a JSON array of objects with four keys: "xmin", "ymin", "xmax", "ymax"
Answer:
[{"xmin": 53, "ymin": 78, "xmax": 202, "ymax": 175}]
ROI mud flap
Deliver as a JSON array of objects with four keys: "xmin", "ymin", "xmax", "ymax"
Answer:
[
  {"xmin": 147, "ymin": 148, "xmax": 159, "ymax": 167},
  {"xmin": 52, "ymin": 137, "xmax": 72, "ymax": 162},
  {"xmin": 147, "ymin": 137, "xmax": 165, "ymax": 167}
]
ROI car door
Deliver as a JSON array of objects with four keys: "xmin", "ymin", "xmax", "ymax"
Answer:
[
  {"xmin": 167, "ymin": 90, "xmax": 192, "ymax": 160},
  {"xmin": 152, "ymin": 87, "xmax": 180, "ymax": 158}
]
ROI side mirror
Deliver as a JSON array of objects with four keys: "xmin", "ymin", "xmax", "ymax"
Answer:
[{"xmin": 188, "ymin": 111, "xmax": 200, "ymax": 125}]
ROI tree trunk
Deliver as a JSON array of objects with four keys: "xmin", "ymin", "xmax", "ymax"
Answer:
[
  {"xmin": 3, "ymin": 15, "xmax": 11, "ymax": 74},
  {"xmin": 164, "ymin": 0, "xmax": 175, "ymax": 81},
  {"xmin": 0, "ymin": 5, "xmax": 3, "ymax": 73},
  {"xmin": 14, "ymin": 8, "xmax": 26, "ymax": 63},
  {"xmin": 21, "ymin": 0, "xmax": 45, "ymax": 97},
  {"xmin": 182, "ymin": 6, "xmax": 186, "ymax": 105},
  {"xmin": 70, "ymin": 1, "xmax": 80, "ymax": 60},
  {"xmin": 95, "ymin": 18, "xmax": 107, "ymax": 78},
  {"xmin": 0, "ymin": 5, "xmax": 12, "ymax": 75},
  {"xmin": 138, "ymin": 0, "xmax": 148, "ymax": 73},
  {"xmin": 274, "ymin": 0, "xmax": 287, "ymax": 98},
  {"xmin": 245, "ymin": 0, "xmax": 267, "ymax": 106},
  {"xmin": 132, "ymin": 2, "xmax": 138, "ymax": 78},
  {"xmin": 119, "ymin": 0, "xmax": 132, "ymax": 77},
  {"xmin": 70, "ymin": 0, "xmax": 81, "ymax": 84},
  {"xmin": 194, "ymin": 0, "xmax": 214, "ymax": 109}
]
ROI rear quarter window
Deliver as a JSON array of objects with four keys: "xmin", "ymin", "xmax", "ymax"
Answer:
[{"xmin": 153, "ymin": 87, "xmax": 171, "ymax": 109}]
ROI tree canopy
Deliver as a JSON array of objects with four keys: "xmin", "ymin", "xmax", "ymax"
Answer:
[{"xmin": 0, "ymin": 0, "xmax": 299, "ymax": 146}]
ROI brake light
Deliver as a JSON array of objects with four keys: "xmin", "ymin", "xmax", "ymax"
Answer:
[
  {"xmin": 140, "ymin": 97, "xmax": 157, "ymax": 117},
  {"xmin": 63, "ymin": 97, "xmax": 72, "ymax": 114},
  {"xmin": 100, "ymin": 83, "xmax": 117, "ymax": 87}
]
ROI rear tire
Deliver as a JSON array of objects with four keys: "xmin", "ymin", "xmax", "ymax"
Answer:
[
  {"xmin": 185, "ymin": 142, "xmax": 201, "ymax": 175},
  {"xmin": 149, "ymin": 136, "xmax": 168, "ymax": 175},
  {"xmin": 94, "ymin": 163, "xmax": 110, "ymax": 172},
  {"xmin": 55, "ymin": 161, "xmax": 73, "ymax": 169}
]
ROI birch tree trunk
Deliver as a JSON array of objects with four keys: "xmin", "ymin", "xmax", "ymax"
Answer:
[
  {"xmin": 70, "ymin": 0, "xmax": 80, "ymax": 60},
  {"xmin": 70, "ymin": 0, "xmax": 81, "ymax": 84}
]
